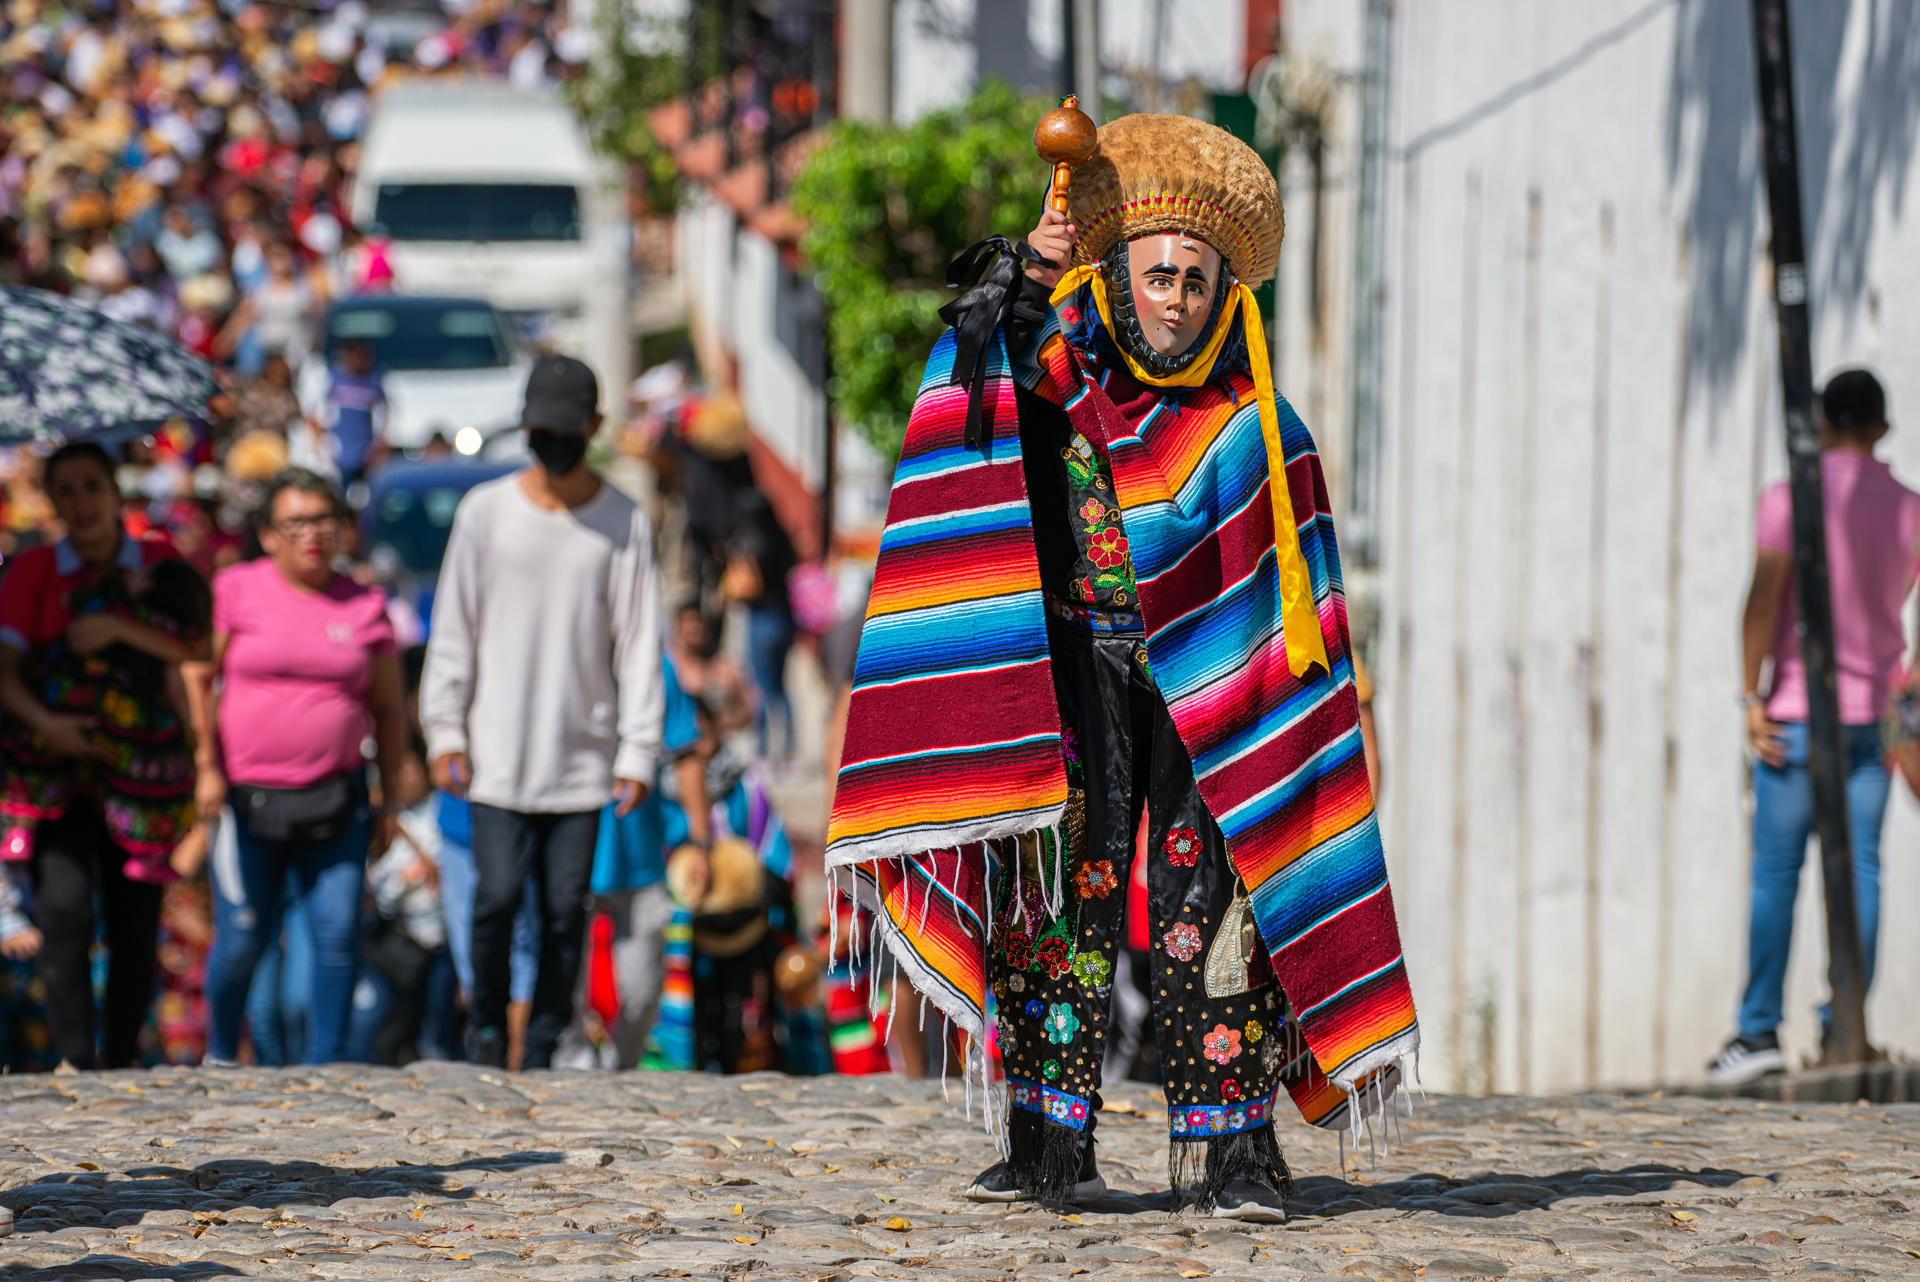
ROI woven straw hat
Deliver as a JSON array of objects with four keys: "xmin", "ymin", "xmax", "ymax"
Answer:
[{"xmin": 1066, "ymin": 114, "xmax": 1284, "ymax": 286}]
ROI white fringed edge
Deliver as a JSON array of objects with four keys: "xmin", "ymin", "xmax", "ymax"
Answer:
[
  {"xmin": 1319, "ymin": 1030, "xmax": 1423, "ymax": 1177},
  {"xmin": 826, "ymin": 818, "xmax": 1067, "ymax": 1157}
]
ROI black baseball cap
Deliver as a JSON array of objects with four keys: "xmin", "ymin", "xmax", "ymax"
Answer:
[
  {"xmin": 519, "ymin": 355, "xmax": 600, "ymax": 434},
  {"xmin": 1820, "ymin": 368, "xmax": 1886, "ymax": 430}
]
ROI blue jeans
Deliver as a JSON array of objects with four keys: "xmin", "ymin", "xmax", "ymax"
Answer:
[
  {"xmin": 747, "ymin": 606, "xmax": 795, "ymax": 761},
  {"xmin": 1738, "ymin": 722, "xmax": 1888, "ymax": 1041},
  {"xmin": 207, "ymin": 784, "xmax": 370, "ymax": 1063},
  {"xmin": 437, "ymin": 836, "xmax": 539, "ymax": 1005},
  {"xmin": 242, "ymin": 891, "xmax": 310, "ymax": 1066}
]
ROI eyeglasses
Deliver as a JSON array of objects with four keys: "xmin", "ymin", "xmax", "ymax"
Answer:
[{"xmin": 274, "ymin": 515, "xmax": 338, "ymax": 537}]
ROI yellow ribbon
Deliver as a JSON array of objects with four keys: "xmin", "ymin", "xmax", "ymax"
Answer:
[{"xmin": 1049, "ymin": 267, "xmax": 1329, "ymax": 679}]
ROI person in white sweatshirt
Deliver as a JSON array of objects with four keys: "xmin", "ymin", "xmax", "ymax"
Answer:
[{"xmin": 421, "ymin": 355, "xmax": 671, "ymax": 1069}]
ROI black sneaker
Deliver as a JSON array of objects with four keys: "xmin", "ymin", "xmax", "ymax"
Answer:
[
  {"xmin": 963, "ymin": 1144, "xmax": 1106, "ymax": 1203},
  {"xmin": 1705, "ymin": 1033, "xmax": 1786, "ymax": 1085},
  {"xmin": 1211, "ymin": 1179, "xmax": 1288, "ymax": 1223},
  {"xmin": 468, "ymin": 1025, "xmax": 509, "ymax": 1069}
]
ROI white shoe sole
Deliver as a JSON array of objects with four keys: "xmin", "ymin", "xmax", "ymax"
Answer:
[
  {"xmin": 964, "ymin": 1175, "xmax": 1108, "ymax": 1204},
  {"xmin": 1705, "ymin": 1048, "xmax": 1787, "ymax": 1086},
  {"xmin": 1211, "ymin": 1198, "xmax": 1287, "ymax": 1223}
]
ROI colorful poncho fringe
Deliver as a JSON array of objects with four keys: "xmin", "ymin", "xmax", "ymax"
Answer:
[{"xmin": 826, "ymin": 264, "xmax": 1420, "ymax": 1149}]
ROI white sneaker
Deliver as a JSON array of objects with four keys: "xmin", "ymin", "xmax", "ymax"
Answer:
[
  {"xmin": 1705, "ymin": 1035, "xmax": 1787, "ymax": 1086},
  {"xmin": 1211, "ymin": 1179, "xmax": 1288, "ymax": 1223}
]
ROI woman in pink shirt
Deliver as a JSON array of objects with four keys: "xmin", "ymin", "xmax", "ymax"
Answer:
[
  {"xmin": 191, "ymin": 470, "xmax": 412, "ymax": 1064},
  {"xmin": 1709, "ymin": 370, "xmax": 1920, "ymax": 1085}
]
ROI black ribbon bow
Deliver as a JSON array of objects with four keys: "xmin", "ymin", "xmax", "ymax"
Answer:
[{"xmin": 938, "ymin": 236, "xmax": 1053, "ymax": 451}]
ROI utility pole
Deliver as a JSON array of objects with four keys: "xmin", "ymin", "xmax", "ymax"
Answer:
[
  {"xmin": 843, "ymin": 0, "xmax": 893, "ymax": 123},
  {"xmin": 1748, "ymin": 0, "xmax": 1868, "ymax": 1065},
  {"xmin": 1073, "ymin": 0, "xmax": 1101, "ymax": 119}
]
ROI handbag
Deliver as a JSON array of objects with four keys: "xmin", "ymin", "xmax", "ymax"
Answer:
[
  {"xmin": 230, "ymin": 773, "xmax": 360, "ymax": 845},
  {"xmin": 1882, "ymin": 663, "xmax": 1920, "ymax": 800}
]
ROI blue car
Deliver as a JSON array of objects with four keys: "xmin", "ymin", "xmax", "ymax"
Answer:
[{"xmin": 359, "ymin": 457, "xmax": 516, "ymax": 631}]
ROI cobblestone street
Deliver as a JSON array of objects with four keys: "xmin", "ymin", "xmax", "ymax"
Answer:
[{"xmin": 0, "ymin": 1067, "xmax": 1914, "ymax": 1280}]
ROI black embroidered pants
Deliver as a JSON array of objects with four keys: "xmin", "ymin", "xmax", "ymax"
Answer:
[{"xmin": 989, "ymin": 617, "xmax": 1292, "ymax": 1207}]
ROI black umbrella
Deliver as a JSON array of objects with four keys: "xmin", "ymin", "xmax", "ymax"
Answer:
[{"xmin": 0, "ymin": 285, "xmax": 218, "ymax": 444}]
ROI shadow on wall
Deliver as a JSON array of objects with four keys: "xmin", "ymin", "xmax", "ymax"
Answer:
[{"xmin": 1665, "ymin": 0, "xmax": 1920, "ymax": 412}]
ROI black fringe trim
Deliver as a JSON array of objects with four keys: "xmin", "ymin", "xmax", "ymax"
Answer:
[
  {"xmin": 1169, "ymin": 1122, "xmax": 1293, "ymax": 1214},
  {"xmin": 1006, "ymin": 1107, "xmax": 1089, "ymax": 1208}
]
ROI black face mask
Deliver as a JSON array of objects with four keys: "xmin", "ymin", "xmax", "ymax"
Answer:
[{"xmin": 528, "ymin": 428, "xmax": 590, "ymax": 475}]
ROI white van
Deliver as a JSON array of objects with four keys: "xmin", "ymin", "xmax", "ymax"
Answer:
[{"xmin": 350, "ymin": 79, "xmax": 628, "ymax": 396}]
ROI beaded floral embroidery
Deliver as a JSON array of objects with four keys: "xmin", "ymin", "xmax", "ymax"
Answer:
[
  {"xmin": 1164, "ymin": 827, "xmax": 1201, "ymax": 867},
  {"xmin": 1203, "ymin": 1023, "xmax": 1243, "ymax": 1065},
  {"xmin": 1075, "ymin": 859, "xmax": 1118, "ymax": 899}
]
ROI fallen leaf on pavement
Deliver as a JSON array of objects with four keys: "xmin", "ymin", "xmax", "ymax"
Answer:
[
  {"xmin": 791, "ymin": 1142, "xmax": 820, "ymax": 1155},
  {"xmin": 883, "ymin": 1216, "xmax": 911, "ymax": 1232}
]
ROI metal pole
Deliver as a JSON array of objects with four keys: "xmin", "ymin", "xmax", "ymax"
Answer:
[
  {"xmin": 1748, "ymin": 0, "xmax": 1869, "ymax": 1065},
  {"xmin": 1073, "ymin": 0, "xmax": 1101, "ymax": 120}
]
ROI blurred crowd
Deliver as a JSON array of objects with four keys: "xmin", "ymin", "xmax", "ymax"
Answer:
[
  {"xmin": 0, "ymin": 0, "xmax": 907, "ymax": 1076},
  {"xmin": 0, "ymin": 396, "xmax": 892, "ymax": 1078},
  {"xmin": 0, "ymin": 0, "xmax": 590, "ymax": 547}
]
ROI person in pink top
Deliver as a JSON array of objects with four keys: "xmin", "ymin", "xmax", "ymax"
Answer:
[
  {"xmin": 188, "ymin": 469, "xmax": 414, "ymax": 1064},
  {"xmin": 1709, "ymin": 369, "xmax": 1920, "ymax": 1085}
]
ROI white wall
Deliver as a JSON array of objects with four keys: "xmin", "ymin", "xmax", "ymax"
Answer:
[
  {"xmin": 894, "ymin": 0, "xmax": 1247, "ymax": 123},
  {"xmin": 1283, "ymin": 0, "xmax": 1920, "ymax": 1095},
  {"xmin": 676, "ymin": 192, "xmax": 828, "ymax": 492}
]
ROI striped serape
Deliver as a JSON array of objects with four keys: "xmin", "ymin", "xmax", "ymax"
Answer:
[{"xmin": 827, "ymin": 304, "xmax": 1419, "ymax": 1133}]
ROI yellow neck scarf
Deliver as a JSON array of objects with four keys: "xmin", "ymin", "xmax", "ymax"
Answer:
[{"xmin": 1051, "ymin": 265, "xmax": 1329, "ymax": 679}]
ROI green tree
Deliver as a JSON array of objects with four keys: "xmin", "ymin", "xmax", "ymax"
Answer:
[
  {"xmin": 568, "ymin": 8, "xmax": 725, "ymax": 214},
  {"xmin": 791, "ymin": 80, "xmax": 1053, "ymax": 459}
]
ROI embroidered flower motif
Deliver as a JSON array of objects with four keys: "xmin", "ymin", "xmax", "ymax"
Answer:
[
  {"xmin": 1162, "ymin": 921, "xmax": 1203, "ymax": 962},
  {"xmin": 1087, "ymin": 526, "xmax": 1131, "ymax": 570},
  {"xmin": 1203, "ymin": 1024, "xmax": 1243, "ymax": 1065},
  {"xmin": 1163, "ymin": 827, "xmax": 1201, "ymax": 867},
  {"xmin": 1221, "ymin": 1078, "xmax": 1242, "ymax": 1102},
  {"xmin": 1061, "ymin": 725, "xmax": 1081, "ymax": 764},
  {"xmin": 1072, "ymin": 576, "xmax": 1097, "ymax": 603},
  {"xmin": 1245, "ymin": 1019, "xmax": 1264, "ymax": 1044},
  {"xmin": 1078, "ymin": 497, "xmax": 1109, "ymax": 526},
  {"xmin": 1044, "ymin": 1003, "xmax": 1080, "ymax": 1045},
  {"xmin": 1007, "ymin": 972, "xmax": 1027, "ymax": 994},
  {"xmin": 1071, "ymin": 951, "xmax": 1112, "ymax": 989},
  {"xmin": 996, "ymin": 1014, "xmax": 1016, "ymax": 1046},
  {"xmin": 1003, "ymin": 930, "xmax": 1034, "ymax": 970},
  {"xmin": 1037, "ymin": 936, "xmax": 1072, "ymax": 979},
  {"xmin": 1075, "ymin": 859, "xmax": 1118, "ymax": 900},
  {"xmin": 1024, "ymin": 998, "xmax": 1045, "ymax": 1020},
  {"xmin": 1069, "ymin": 1099, "xmax": 1089, "ymax": 1122},
  {"xmin": 1043, "ymin": 1059, "xmax": 1062, "ymax": 1081}
]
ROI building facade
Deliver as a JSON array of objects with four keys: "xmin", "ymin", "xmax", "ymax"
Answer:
[{"xmin": 1279, "ymin": 0, "xmax": 1920, "ymax": 1093}]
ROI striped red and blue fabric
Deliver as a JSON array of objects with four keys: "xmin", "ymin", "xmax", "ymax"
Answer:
[{"xmin": 827, "ymin": 309, "xmax": 1419, "ymax": 1132}]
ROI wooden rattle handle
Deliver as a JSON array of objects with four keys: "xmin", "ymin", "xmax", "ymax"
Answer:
[{"xmin": 1051, "ymin": 162, "xmax": 1074, "ymax": 214}]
